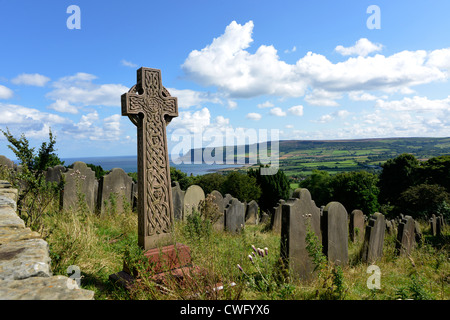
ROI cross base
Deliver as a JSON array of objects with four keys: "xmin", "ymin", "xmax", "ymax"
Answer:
[{"xmin": 109, "ymin": 243, "xmax": 229, "ymax": 298}]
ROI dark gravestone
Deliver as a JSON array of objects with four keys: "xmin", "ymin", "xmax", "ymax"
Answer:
[
  {"xmin": 361, "ymin": 212, "xmax": 386, "ymax": 263},
  {"xmin": 350, "ymin": 209, "xmax": 365, "ymax": 242},
  {"xmin": 98, "ymin": 168, "xmax": 133, "ymax": 215},
  {"xmin": 385, "ymin": 219, "xmax": 394, "ymax": 235},
  {"xmin": 61, "ymin": 161, "xmax": 96, "ymax": 213},
  {"xmin": 414, "ymin": 220, "xmax": 423, "ymax": 242},
  {"xmin": 245, "ymin": 200, "xmax": 259, "ymax": 225},
  {"xmin": 396, "ymin": 215, "xmax": 416, "ymax": 256},
  {"xmin": 224, "ymin": 198, "xmax": 245, "ymax": 234},
  {"xmin": 271, "ymin": 199, "xmax": 285, "ymax": 234},
  {"xmin": 280, "ymin": 197, "xmax": 322, "ymax": 281},
  {"xmin": 183, "ymin": 185, "xmax": 205, "ymax": 220},
  {"xmin": 121, "ymin": 67, "xmax": 178, "ymax": 249},
  {"xmin": 430, "ymin": 214, "xmax": 437, "ymax": 236},
  {"xmin": 260, "ymin": 212, "xmax": 270, "ymax": 225},
  {"xmin": 321, "ymin": 202, "xmax": 348, "ymax": 266},
  {"xmin": 45, "ymin": 165, "xmax": 67, "ymax": 183},
  {"xmin": 210, "ymin": 190, "xmax": 224, "ymax": 230},
  {"xmin": 171, "ymin": 181, "xmax": 185, "ymax": 221}
]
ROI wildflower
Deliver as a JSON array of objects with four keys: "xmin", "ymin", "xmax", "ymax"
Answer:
[
  {"xmin": 264, "ymin": 247, "xmax": 269, "ymax": 256},
  {"xmin": 251, "ymin": 244, "xmax": 257, "ymax": 253},
  {"xmin": 237, "ymin": 264, "xmax": 244, "ymax": 272},
  {"xmin": 248, "ymin": 254, "xmax": 254, "ymax": 264}
]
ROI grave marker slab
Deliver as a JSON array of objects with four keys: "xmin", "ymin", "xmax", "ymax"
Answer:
[
  {"xmin": 350, "ymin": 209, "xmax": 365, "ymax": 242},
  {"xmin": 321, "ymin": 202, "xmax": 348, "ymax": 266},
  {"xmin": 61, "ymin": 161, "xmax": 96, "ymax": 213},
  {"xmin": 245, "ymin": 200, "xmax": 259, "ymax": 225},
  {"xmin": 210, "ymin": 190, "xmax": 224, "ymax": 230},
  {"xmin": 98, "ymin": 168, "xmax": 133, "ymax": 215},
  {"xmin": 361, "ymin": 212, "xmax": 385, "ymax": 263},
  {"xmin": 171, "ymin": 181, "xmax": 185, "ymax": 221},
  {"xmin": 271, "ymin": 199, "xmax": 285, "ymax": 234},
  {"xmin": 396, "ymin": 215, "xmax": 416, "ymax": 256},
  {"xmin": 224, "ymin": 198, "xmax": 245, "ymax": 233},
  {"xmin": 183, "ymin": 185, "xmax": 205, "ymax": 219}
]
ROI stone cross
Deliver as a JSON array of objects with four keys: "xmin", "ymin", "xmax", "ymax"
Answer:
[{"xmin": 122, "ymin": 67, "xmax": 178, "ymax": 250}]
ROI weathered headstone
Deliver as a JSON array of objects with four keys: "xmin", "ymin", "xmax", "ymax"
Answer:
[
  {"xmin": 293, "ymin": 189, "xmax": 321, "ymax": 242},
  {"xmin": 61, "ymin": 162, "xmax": 96, "ymax": 213},
  {"xmin": 396, "ymin": 215, "xmax": 416, "ymax": 256},
  {"xmin": 321, "ymin": 202, "xmax": 348, "ymax": 266},
  {"xmin": 224, "ymin": 198, "xmax": 245, "ymax": 234},
  {"xmin": 260, "ymin": 211, "xmax": 269, "ymax": 225},
  {"xmin": 210, "ymin": 190, "xmax": 224, "ymax": 230},
  {"xmin": 430, "ymin": 214, "xmax": 437, "ymax": 236},
  {"xmin": 271, "ymin": 199, "xmax": 285, "ymax": 234},
  {"xmin": 223, "ymin": 193, "xmax": 233, "ymax": 208},
  {"xmin": 385, "ymin": 219, "xmax": 394, "ymax": 235},
  {"xmin": 121, "ymin": 67, "xmax": 178, "ymax": 249},
  {"xmin": 350, "ymin": 209, "xmax": 365, "ymax": 242},
  {"xmin": 361, "ymin": 212, "xmax": 385, "ymax": 263},
  {"xmin": 171, "ymin": 181, "xmax": 185, "ymax": 220},
  {"xmin": 280, "ymin": 197, "xmax": 322, "ymax": 281},
  {"xmin": 414, "ymin": 220, "xmax": 423, "ymax": 242},
  {"xmin": 45, "ymin": 165, "xmax": 66, "ymax": 183},
  {"xmin": 98, "ymin": 168, "xmax": 133, "ymax": 215},
  {"xmin": 183, "ymin": 185, "xmax": 205, "ymax": 219},
  {"xmin": 245, "ymin": 200, "xmax": 259, "ymax": 225}
]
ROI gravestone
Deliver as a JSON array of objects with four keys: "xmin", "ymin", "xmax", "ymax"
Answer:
[
  {"xmin": 210, "ymin": 190, "xmax": 224, "ymax": 230},
  {"xmin": 61, "ymin": 162, "xmax": 96, "ymax": 213},
  {"xmin": 223, "ymin": 193, "xmax": 233, "ymax": 208},
  {"xmin": 361, "ymin": 212, "xmax": 385, "ymax": 263},
  {"xmin": 224, "ymin": 198, "xmax": 245, "ymax": 233},
  {"xmin": 430, "ymin": 214, "xmax": 437, "ymax": 236},
  {"xmin": 396, "ymin": 215, "xmax": 416, "ymax": 256},
  {"xmin": 121, "ymin": 67, "xmax": 178, "ymax": 249},
  {"xmin": 183, "ymin": 185, "xmax": 205, "ymax": 220},
  {"xmin": 45, "ymin": 165, "xmax": 66, "ymax": 183},
  {"xmin": 271, "ymin": 199, "xmax": 285, "ymax": 234},
  {"xmin": 321, "ymin": 202, "xmax": 348, "ymax": 266},
  {"xmin": 414, "ymin": 220, "xmax": 423, "ymax": 242},
  {"xmin": 385, "ymin": 219, "xmax": 394, "ymax": 235},
  {"xmin": 350, "ymin": 209, "xmax": 365, "ymax": 242},
  {"xmin": 436, "ymin": 215, "xmax": 442, "ymax": 236},
  {"xmin": 260, "ymin": 212, "xmax": 269, "ymax": 225},
  {"xmin": 171, "ymin": 181, "xmax": 185, "ymax": 220},
  {"xmin": 280, "ymin": 196, "xmax": 322, "ymax": 281},
  {"xmin": 98, "ymin": 168, "xmax": 133, "ymax": 215},
  {"xmin": 292, "ymin": 188, "xmax": 321, "ymax": 242},
  {"xmin": 245, "ymin": 200, "xmax": 259, "ymax": 225}
]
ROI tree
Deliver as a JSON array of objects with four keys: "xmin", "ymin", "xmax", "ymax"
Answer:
[
  {"xmin": 330, "ymin": 171, "xmax": 380, "ymax": 215},
  {"xmin": 397, "ymin": 183, "xmax": 450, "ymax": 220},
  {"xmin": 299, "ymin": 170, "xmax": 333, "ymax": 207},
  {"xmin": 170, "ymin": 166, "xmax": 193, "ymax": 190},
  {"xmin": 192, "ymin": 172, "xmax": 226, "ymax": 195},
  {"xmin": 378, "ymin": 153, "xmax": 420, "ymax": 206},
  {"xmin": 247, "ymin": 165, "xmax": 290, "ymax": 214},
  {"xmin": 220, "ymin": 171, "xmax": 261, "ymax": 203},
  {"xmin": 420, "ymin": 155, "xmax": 450, "ymax": 192}
]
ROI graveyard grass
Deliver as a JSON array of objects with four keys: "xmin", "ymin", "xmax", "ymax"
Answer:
[{"xmin": 37, "ymin": 192, "xmax": 450, "ymax": 300}]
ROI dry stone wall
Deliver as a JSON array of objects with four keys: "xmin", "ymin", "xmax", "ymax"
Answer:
[{"xmin": 0, "ymin": 180, "xmax": 94, "ymax": 300}]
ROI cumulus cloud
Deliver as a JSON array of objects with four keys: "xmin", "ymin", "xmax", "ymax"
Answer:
[
  {"xmin": 315, "ymin": 109, "xmax": 350, "ymax": 123},
  {"xmin": 287, "ymin": 105, "xmax": 304, "ymax": 116},
  {"xmin": 0, "ymin": 85, "xmax": 13, "ymax": 99},
  {"xmin": 47, "ymin": 99, "xmax": 79, "ymax": 114},
  {"xmin": 374, "ymin": 95, "xmax": 450, "ymax": 112},
  {"xmin": 121, "ymin": 59, "xmax": 138, "ymax": 68},
  {"xmin": 246, "ymin": 112, "xmax": 262, "ymax": 121},
  {"xmin": 182, "ymin": 20, "xmax": 450, "ymax": 104},
  {"xmin": 169, "ymin": 107, "xmax": 211, "ymax": 134},
  {"xmin": 269, "ymin": 107, "xmax": 286, "ymax": 117},
  {"xmin": 335, "ymin": 38, "xmax": 383, "ymax": 57},
  {"xmin": 257, "ymin": 101, "xmax": 274, "ymax": 108},
  {"xmin": 11, "ymin": 73, "xmax": 50, "ymax": 87},
  {"xmin": 166, "ymin": 87, "xmax": 224, "ymax": 109},
  {"xmin": 46, "ymin": 73, "xmax": 128, "ymax": 107}
]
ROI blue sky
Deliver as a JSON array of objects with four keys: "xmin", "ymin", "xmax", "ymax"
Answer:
[{"xmin": 1, "ymin": 0, "xmax": 450, "ymax": 160}]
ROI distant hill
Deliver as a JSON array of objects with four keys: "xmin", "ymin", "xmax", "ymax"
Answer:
[{"xmin": 177, "ymin": 137, "xmax": 450, "ymax": 177}]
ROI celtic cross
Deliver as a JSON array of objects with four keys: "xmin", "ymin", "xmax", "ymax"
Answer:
[{"xmin": 121, "ymin": 67, "xmax": 178, "ymax": 250}]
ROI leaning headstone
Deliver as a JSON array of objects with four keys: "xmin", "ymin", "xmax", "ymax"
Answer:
[
  {"xmin": 350, "ymin": 209, "xmax": 365, "ymax": 242},
  {"xmin": 61, "ymin": 162, "xmax": 96, "ymax": 213},
  {"xmin": 385, "ymin": 219, "xmax": 394, "ymax": 235},
  {"xmin": 171, "ymin": 181, "xmax": 185, "ymax": 221},
  {"xmin": 361, "ymin": 212, "xmax": 386, "ymax": 263},
  {"xmin": 45, "ymin": 165, "xmax": 67, "ymax": 183},
  {"xmin": 245, "ymin": 200, "xmax": 259, "ymax": 225},
  {"xmin": 183, "ymin": 185, "xmax": 205, "ymax": 219},
  {"xmin": 321, "ymin": 202, "xmax": 348, "ymax": 266},
  {"xmin": 396, "ymin": 215, "xmax": 416, "ymax": 256},
  {"xmin": 280, "ymin": 197, "xmax": 322, "ymax": 281},
  {"xmin": 260, "ymin": 212, "xmax": 269, "ymax": 225},
  {"xmin": 210, "ymin": 190, "xmax": 224, "ymax": 230},
  {"xmin": 224, "ymin": 198, "xmax": 245, "ymax": 234},
  {"xmin": 414, "ymin": 220, "xmax": 423, "ymax": 242},
  {"xmin": 271, "ymin": 199, "xmax": 285, "ymax": 234},
  {"xmin": 98, "ymin": 168, "xmax": 133, "ymax": 215}
]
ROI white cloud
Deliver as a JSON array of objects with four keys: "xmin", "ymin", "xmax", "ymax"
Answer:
[
  {"xmin": 166, "ymin": 87, "xmax": 224, "ymax": 109},
  {"xmin": 0, "ymin": 85, "xmax": 13, "ymax": 99},
  {"xmin": 305, "ymin": 89, "xmax": 341, "ymax": 106},
  {"xmin": 269, "ymin": 107, "xmax": 286, "ymax": 117},
  {"xmin": 169, "ymin": 107, "xmax": 211, "ymax": 133},
  {"xmin": 48, "ymin": 99, "xmax": 79, "ymax": 114},
  {"xmin": 11, "ymin": 73, "xmax": 50, "ymax": 87},
  {"xmin": 374, "ymin": 95, "xmax": 450, "ymax": 112},
  {"xmin": 315, "ymin": 109, "xmax": 350, "ymax": 123},
  {"xmin": 285, "ymin": 124, "xmax": 294, "ymax": 129},
  {"xmin": 348, "ymin": 91, "xmax": 385, "ymax": 101},
  {"xmin": 121, "ymin": 60, "xmax": 138, "ymax": 68},
  {"xmin": 284, "ymin": 46, "xmax": 297, "ymax": 54},
  {"xmin": 246, "ymin": 112, "xmax": 262, "ymax": 121},
  {"xmin": 335, "ymin": 38, "xmax": 383, "ymax": 57},
  {"xmin": 46, "ymin": 73, "xmax": 128, "ymax": 107},
  {"xmin": 0, "ymin": 103, "xmax": 68, "ymax": 125},
  {"xmin": 257, "ymin": 101, "xmax": 274, "ymax": 108},
  {"xmin": 287, "ymin": 105, "xmax": 304, "ymax": 116},
  {"xmin": 182, "ymin": 21, "xmax": 450, "ymax": 100}
]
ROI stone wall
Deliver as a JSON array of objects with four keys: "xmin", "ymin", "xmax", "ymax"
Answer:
[{"xmin": 0, "ymin": 180, "xmax": 94, "ymax": 300}]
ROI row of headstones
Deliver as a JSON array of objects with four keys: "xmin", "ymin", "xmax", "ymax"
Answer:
[
  {"xmin": 430, "ymin": 214, "xmax": 446, "ymax": 236},
  {"xmin": 278, "ymin": 188, "xmax": 425, "ymax": 281},
  {"xmin": 171, "ymin": 181, "xmax": 260, "ymax": 233}
]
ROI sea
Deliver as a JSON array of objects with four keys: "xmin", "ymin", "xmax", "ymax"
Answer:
[{"xmin": 61, "ymin": 155, "xmax": 243, "ymax": 176}]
